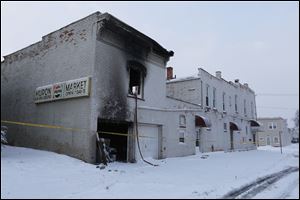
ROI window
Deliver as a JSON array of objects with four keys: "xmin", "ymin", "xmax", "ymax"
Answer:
[
  {"xmin": 206, "ymin": 84, "xmax": 210, "ymax": 107},
  {"xmin": 224, "ymin": 123, "xmax": 227, "ymax": 132},
  {"xmin": 246, "ymin": 126, "xmax": 248, "ymax": 135},
  {"xmin": 244, "ymin": 99, "xmax": 247, "ymax": 116},
  {"xmin": 222, "ymin": 92, "xmax": 226, "ymax": 111},
  {"xmin": 179, "ymin": 115, "xmax": 186, "ymax": 128},
  {"xmin": 234, "ymin": 95, "xmax": 238, "ymax": 113},
  {"xmin": 200, "ymin": 80, "xmax": 203, "ymax": 108},
  {"xmin": 268, "ymin": 122, "xmax": 277, "ymax": 130},
  {"xmin": 251, "ymin": 102, "xmax": 254, "ymax": 118},
  {"xmin": 213, "ymin": 87, "xmax": 216, "ymax": 108},
  {"xmin": 179, "ymin": 130, "xmax": 185, "ymax": 143},
  {"xmin": 242, "ymin": 137, "xmax": 246, "ymax": 144},
  {"xmin": 274, "ymin": 137, "xmax": 279, "ymax": 143},
  {"xmin": 128, "ymin": 61, "xmax": 146, "ymax": 98},
  {"xmin": 229, "ymin": 96, "xmax": 232, "ymax": 107}
]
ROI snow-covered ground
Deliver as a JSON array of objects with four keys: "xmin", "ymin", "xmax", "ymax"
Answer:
[{"xmin": 1, "ymin": 144, "xmax": 299, "ymax": 199}]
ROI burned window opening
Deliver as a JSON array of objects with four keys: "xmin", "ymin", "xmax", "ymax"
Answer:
[
  {"xmin": 127, "ymin": 61, "xmax": 146, "ymax": 98},
  {"xmin": 129, "ymin": 68, "xmax": 142, "ymax": 95}
]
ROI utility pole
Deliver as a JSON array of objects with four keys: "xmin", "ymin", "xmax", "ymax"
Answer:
[{"xmin": 279, "ymin": 131, "xmax": 283, "ymax": 154}]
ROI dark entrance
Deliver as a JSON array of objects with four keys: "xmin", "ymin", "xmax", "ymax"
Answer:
[
  {"xmin": 252, "ymin": 133, "xmax": 256, "ymax": 145},
  {"xmin": 97, "ymin": 119, "xmax": 130, "ymax": 162}
]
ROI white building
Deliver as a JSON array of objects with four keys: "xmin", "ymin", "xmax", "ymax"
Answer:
[
  {"xmin": 1, "ymin": 12, "xmax": 262, "ymax": 164},
  {"xmin": 257, "ymin": 117, "xmax": 291, "ymax": 147},
  {"xmin": 166, "ymin": 67, "xmax": 260, "ymax": 152},
  {"xmin": 1, "ymin": 12, "xmax": 219, "ymax": 164}
]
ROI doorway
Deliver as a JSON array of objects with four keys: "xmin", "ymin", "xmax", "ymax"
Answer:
[
  {"xmin": 229, "ymin": 122, "xmax": 239, "ymax": 151},
  {"xmin": 196, "ymin": 130, "xmax": 200, "ymax": 147},
  {"xmin": 97, "ymin": 119, "xmax": 130, "ymax": 162},
  {"xmin": 195, "ymin": 115, "xmax": 211, "ymax": 153}
]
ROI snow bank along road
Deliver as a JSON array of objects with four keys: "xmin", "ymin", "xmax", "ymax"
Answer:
[{"xmin": 1, "ymin": 144, "xmax": 299, "ymax": 198}]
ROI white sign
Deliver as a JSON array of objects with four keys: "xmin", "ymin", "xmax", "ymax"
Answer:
[
  {"xmin": 35, "ymin": 84, "xmax": 53, "ymax": 103},
  {"xmin": 34, "ymin": 77, "xmax": 90, "ymax": 103},
  {"xmin": 64, "ymin": 77, "xmax": 90, "ymax": 99}
]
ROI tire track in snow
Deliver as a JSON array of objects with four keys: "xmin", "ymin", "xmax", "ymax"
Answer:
[
  {"xmin": 222, "ymin": 166, "xmax": 299, "ymax": 199},
  {"xmin": 278, "ymin": 175, "xmax": 299, "ymax": 199}
]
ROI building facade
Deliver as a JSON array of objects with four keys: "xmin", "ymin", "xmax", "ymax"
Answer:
[
  {"xmin": 1, "ymin": 12, "xmax": 261, "ymax": 164},
  {"xmin": 1, "ymin": 12, "xmax": 210, "ymax": 164},
  {"xmin": 257, "ymin": 117, "xmax": 291, "ymax": 147},
  {"xmin": 166, "ymin": 68, "xmax": 260, "ymax": 152}
]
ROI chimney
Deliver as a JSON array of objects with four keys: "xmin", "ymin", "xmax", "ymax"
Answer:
[
  {"xmin": 216, "ymin": 71, "xmax": 222, "ymax": 79},
  {"xmin": 198, "ymin": 68, "xmax": 202, "ymax": 77},
  {"xmin": 167, "ymin": 67, "xmax": 174, "ymax": 80},
  {"xmin": 234, "ymin": 79, "xmax": 240, "ymax": 83},
  {"xmin": 244, "ymin": 83, "xmax": 249, "ymax": 88}
]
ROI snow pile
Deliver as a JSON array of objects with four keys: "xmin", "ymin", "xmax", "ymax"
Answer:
[
  {"xmin": 1, "ymin": 144, "xmax": 299, "ymax": 199},
  {"xmin": 258, "ymin": 144, "xmax": 299, "ymax": 155},
  {"xmin": 1, "ymin": 126, "xmax": 8, "ymax": 145}
]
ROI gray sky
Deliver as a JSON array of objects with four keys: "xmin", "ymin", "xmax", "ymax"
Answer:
[{"xmin": 1, "ymin": 1, "xmax": 299, "ymax": 127}]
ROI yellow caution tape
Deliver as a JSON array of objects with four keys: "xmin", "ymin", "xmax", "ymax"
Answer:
[
  {"xmin": 1, "ymin": 120, "xmax": 260, "ymax": 144},
  {"xmin": 1, "ymin": 120, "xmax": 153, "ymax": 139},
  {"xmin": 1, "ymin": 120, "xmax": 84, "ymax": 132}
]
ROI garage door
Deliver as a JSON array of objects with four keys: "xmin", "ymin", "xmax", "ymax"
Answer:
[{"xmin": 136, "ymin": 124, "xmax": 161, "ymax": 160}]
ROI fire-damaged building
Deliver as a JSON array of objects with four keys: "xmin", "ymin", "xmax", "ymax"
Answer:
[
  {"xmin": 1, "ymin": 12, "xmax": 203, "ymax": 164},
  {"xmin": 1, "ymin": 12, "xmax": 260, "ymax": 164}
]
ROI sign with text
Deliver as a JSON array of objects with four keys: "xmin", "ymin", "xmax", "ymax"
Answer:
[
  {"xmin": 35, "ymin": 84, "xmax": 53, "ymax": 103},
  {"xmin": 34, "ymin": 77, "xmax": 90, "ymax": 103},
  {"xmin": 64, "ymin": 77, "xmax": 90, "ymax": 99}
]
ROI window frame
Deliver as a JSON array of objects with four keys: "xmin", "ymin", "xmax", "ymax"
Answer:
[
  {"xmin": 268, "ymin": 122, "xmax": 277, "ymax": 130},
  {"xmin": 179, "ymin": 115, "xmax": 186, "ymax": 128},
  {"xmin": 222, "ymin": 92, "xmax": 226, "ymax": 111},
  {"xmin": 179, "ymin": 130, "xmax": 185, "ymax": 143},
  {"xmin": 127, "ymin": 62, "xmax": 146, "ymax": 99},
  {"xmin": 224, "ymin": 122, "xmax": 227, "ymax": 132},
  {"xmin": 213, "ymin": 87, "xmax": 216, "ymax": 108},
  {"xmin": 234, "ymin": 95, "xmax": 238, "ymax": 113},
  {"xmin": 206, "ymin": 84, "xmax": 210, "ymax": 107}
]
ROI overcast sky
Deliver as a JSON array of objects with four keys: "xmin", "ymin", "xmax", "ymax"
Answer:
[{"xmin": 1, "ymin": 1, "xmax": 299, "ymax": 127}]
